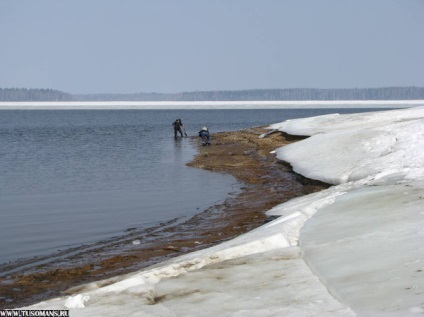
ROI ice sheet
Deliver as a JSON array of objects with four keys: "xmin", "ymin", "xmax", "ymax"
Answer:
[
  {"xmin": 300, "ymin": 182, "xmax": 424, "ymax": 316},
  {"xmin": 1, "ymin": 100, "xmax": 424, "ymax": 110},
  {"xmin": 271, "ymin": 107, "xmax": 424, "ymax": 184},
  {"xmin": 268, "ymin": 106, "xmax": 424, "ymax": 316}
]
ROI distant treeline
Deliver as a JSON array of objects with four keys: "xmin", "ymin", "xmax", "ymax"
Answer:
[
  {"xmin": 70, "ymin": 87, "xmax": 424, "ymax": 101},
  {"xmin": 1, "ymin": 87, "xmax": 424, "ymax": 101},
  {"xmin": 0, "ymin": 88, "xmax": 73, "ymax": 101}
]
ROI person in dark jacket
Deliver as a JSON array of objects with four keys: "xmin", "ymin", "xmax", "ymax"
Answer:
[
  {"xmin": 198, "ymin": 126, "xmax": 210, "ymax": 146},
  {"xmin": 172, "ymin": 119, "xmax": 184, "ymax": 138}
]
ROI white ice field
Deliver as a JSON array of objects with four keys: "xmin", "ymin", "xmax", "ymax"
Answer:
[
  {"xmin": 1, "ymin": 100, "xmax": 424, "ymax": 110},
  {"xmin": 17, "ymin": 105, "xmax": 424, "ymax": 316}
]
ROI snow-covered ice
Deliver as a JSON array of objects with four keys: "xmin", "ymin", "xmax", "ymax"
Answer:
[
  {"xmin": 1, "ymin": 100, "xmax": 424, "ymax": 110},
  {"xmin": 17, "ymin": 106, "xmax": 424, "ymax": 316}
]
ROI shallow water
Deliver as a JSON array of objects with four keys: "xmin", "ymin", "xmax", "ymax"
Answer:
[{"xmin": 0, "ymin": 108, "xmax": 390, "ymax": 264}]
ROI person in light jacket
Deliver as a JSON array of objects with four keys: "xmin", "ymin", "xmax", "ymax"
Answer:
[{"xmin": 198, "ymin": 126, "xmax": 210, "ymax": 146}]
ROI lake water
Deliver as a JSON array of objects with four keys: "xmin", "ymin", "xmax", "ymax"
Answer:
[{"xmin": 0, "ymin": 108, "xmax": 390, "ymax": 264}]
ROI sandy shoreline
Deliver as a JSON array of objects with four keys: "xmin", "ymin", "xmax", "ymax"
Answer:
[{"xmin": 0, "ymin": 126, "xmax": 328, "ymax": 309}]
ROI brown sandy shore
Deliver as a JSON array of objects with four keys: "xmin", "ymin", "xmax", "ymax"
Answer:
[{"xmin": 0, "ymin": 126, "xmax": 329, "ymax": 309}]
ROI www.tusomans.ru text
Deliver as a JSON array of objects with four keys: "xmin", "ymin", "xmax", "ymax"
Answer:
[{"xmin": 0, "ymin": 311, "xmax": 69, "ymax": 317}]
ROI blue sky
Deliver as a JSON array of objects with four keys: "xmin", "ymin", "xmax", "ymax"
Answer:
[{"xmin": 1, "ymin": 0, "xmax": 423, "ymax": 94}]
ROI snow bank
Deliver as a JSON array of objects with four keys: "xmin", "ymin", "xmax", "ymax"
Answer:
[
  {"xmin": 270, "ymin": 107, "xmax": 424, "ymax": 184},
  {"xmin": 268, "ymin": 106, "xmax": 424, "ymax": 316}
]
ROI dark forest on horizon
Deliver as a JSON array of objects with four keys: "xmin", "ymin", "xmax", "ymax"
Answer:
[{"xmin": 1, "ymin": 87, "xmax": 424, "ymax": 102}]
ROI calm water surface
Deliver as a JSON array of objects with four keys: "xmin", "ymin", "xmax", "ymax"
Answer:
[{"xmin": 0, "ymin": 108, "xmax": 389, "ymax": 264}]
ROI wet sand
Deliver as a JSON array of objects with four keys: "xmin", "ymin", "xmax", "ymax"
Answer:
[{"xmin": 0, "ymin": 126, "xmax": 329, "ymax": 309}]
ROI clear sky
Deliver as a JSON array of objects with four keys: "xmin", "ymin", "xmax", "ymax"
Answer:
[{"xmin": 1, "ymin": 0, "xmax": 423, "ymax": 94}]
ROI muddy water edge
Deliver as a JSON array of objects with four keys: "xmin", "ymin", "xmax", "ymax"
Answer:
[{"xmin": 0, "ymin": 126, "xmax": 329, "ymax": 309}]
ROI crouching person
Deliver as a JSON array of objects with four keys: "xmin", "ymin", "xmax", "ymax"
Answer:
[{"xmin": 198, "ymin": 126, "xmax": 210, "ymax": 146}]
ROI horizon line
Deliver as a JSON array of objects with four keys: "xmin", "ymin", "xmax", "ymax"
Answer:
[{"xmin": 1, "ymin": 100, "xmax": 423, "ymax": 110}]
